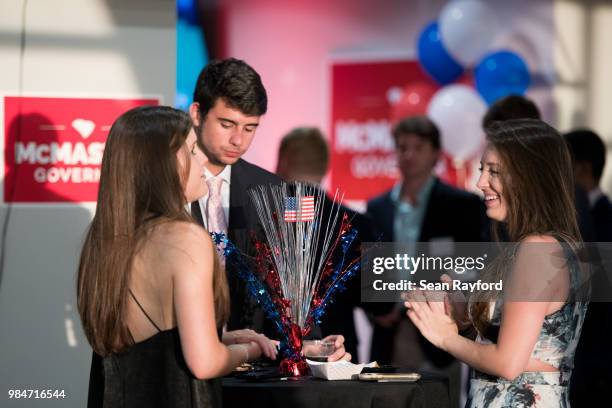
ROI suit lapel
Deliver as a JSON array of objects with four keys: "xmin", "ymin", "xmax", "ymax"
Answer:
[
  {"xmin": 229, "ymin": 160, "xmax": 248, "ymax": 248},
  {"xmin": 226, "ymin": 160, "xmax": 267, "ymax": 330},
  {"xmin": 383, "ymin": 194, "xmax": 395, "ymax": 241}
]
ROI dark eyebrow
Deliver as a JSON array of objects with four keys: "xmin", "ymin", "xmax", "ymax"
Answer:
[
  {"xmin": 217, "ymin": 117, "xmax": 259, "ymax": 127},
  {"xmin": 218, "ymin": 117, "xmax": 238, "ymax": 125}
]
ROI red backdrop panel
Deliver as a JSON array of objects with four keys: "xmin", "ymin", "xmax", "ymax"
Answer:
[
  {"xmin": 330, "ymin": 59, "xmax": 435, "ymax": 201},
  {"xmin": 4, "ymin": 96, "xmax": 159, "ymax": 203}
]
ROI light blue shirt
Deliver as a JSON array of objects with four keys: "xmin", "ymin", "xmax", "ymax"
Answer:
[{"xmin": 391, "ymin": 176, "xmax": 435, "ymax": 245}]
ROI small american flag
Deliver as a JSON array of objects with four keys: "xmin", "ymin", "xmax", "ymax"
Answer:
[
  {"xmin": 284, "ymin": 196, "xmax": 315, "ymax": 222},
  {"xmin": 284, "ymin": 197, "xmax": 298, "ymax": 222}
]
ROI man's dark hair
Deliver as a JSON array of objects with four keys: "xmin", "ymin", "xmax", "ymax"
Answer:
[
  {"xmin": 193, "ymin": 58, "xmax": 267, "ymax": 117},
  {"xmin": 564, "ymin": 129, "xmax": 607, "ymax": 183},
  {"xmin": 482, "ymin": 95, "xmax": 541, "ymax": 129},
  {"xmin": 392, "ymin": 115, "xmax": 441, "ymax": 150}
]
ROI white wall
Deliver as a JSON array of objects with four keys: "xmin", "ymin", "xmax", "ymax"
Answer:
[
  {"xmin": 0, "ymin": 1, "xmax": 175, "ymax": 406},
  {"xmin": 554, "ymin": 0, "xmax": 612, "ymax": 194}
]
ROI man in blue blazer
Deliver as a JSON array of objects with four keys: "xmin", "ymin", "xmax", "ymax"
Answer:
[{"xmin": 366, "ymin": 116, "xmax": 486, "ymax": 407}]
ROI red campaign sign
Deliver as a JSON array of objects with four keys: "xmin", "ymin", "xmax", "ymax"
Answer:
[
  {"xmin": 3, "ymin": 96, "xmax": 159, "ymax": 203},
  {"xmin": 330, "ymin": 59, "xmax": 453, "ymax": 202},
  {"xmin": 330, "ymin": 60, "xmax": 429, "ymax": 201}
]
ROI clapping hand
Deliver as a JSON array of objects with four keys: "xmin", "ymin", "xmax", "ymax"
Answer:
[
  {"xmin": 439, "ymin": 274, "xmax": 470, "ymax": 330},
  {"xmin": 404, "ymin": 287, "xmax": 459, "ymax": 351}
]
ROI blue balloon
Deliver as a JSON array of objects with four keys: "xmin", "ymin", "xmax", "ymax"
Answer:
[
  {"xmin": 417, "ymin": 21, "xmax": 464, "ymax": 85},
  {"xmin": 177, "ymin": 0, "xmax": 199, "ymax": 25},
  {"xmin": 475, "ymin": 50, "xmax": 531, "ymax": 105}
]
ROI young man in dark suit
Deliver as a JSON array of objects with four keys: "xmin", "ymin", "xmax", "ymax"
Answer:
[
  {"xmin": 366, "ymin": 116, "xmax": 486, "ymax": 407},
  {"xmin": 188, "ymin": 58, "xmax": 277, "ymax": 333},
  {"xmin": 188, "ymin": 58, "xmax": 349, "ymax": 360}
]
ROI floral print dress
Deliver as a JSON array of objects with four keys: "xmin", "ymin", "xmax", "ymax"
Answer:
[{"xmin": 466, "ymin": 243, "xmax": 589, "ymax": 408}]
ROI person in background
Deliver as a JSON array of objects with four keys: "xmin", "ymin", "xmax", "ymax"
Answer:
[
  {"xmin": 564, "ymin": 129, "xmax": 612, "ymax": 242},
  {"xmin": 79, "ymin": 106, "xmax": 278, "ymax": 407},
  {"xmin": 481, "ymin": 94, "xmax": 541, "ymax": 126},
  {"xmin": 189, "ymin": 58, "xmax": 349, "ymax": 361},
  {"xmin": 366, "ymin": 116, "xmax": 487, "ymax": 406},
  {"xmin": 276, "ymin": 127, "xmax": 329, "ymax": 186},
  {"xmin": 483, "ymin": 95, "xmax": 596, "ymax": 242},
  {"xmin": 406, "ymin": 118, "xmax": 589, "ymax": 407},
  {"xmin": 276, "ymin": 126, "xmax": 376, "ymax": 361},
  {"xmin": 564, "ymin": 128, "xmax": 612, "ymax": 406}
]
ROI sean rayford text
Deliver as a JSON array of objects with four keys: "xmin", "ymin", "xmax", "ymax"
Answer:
[
  {"xmin": 371, "ymin": 253, "xmax": 487, "ymax": 275},
  {"xmin": 372, "ymin": 279, "xmax": 503, "ymax": 292}
]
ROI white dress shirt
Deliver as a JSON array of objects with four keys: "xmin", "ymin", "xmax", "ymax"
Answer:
[{"xmin": 196, "ymin": 165, "xmax": 232, "ymax": 230}]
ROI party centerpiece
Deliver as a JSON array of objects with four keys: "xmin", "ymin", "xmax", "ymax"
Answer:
[{"xmin": 212, "ymin": 182, "xmax": 360, "ymax": 376}]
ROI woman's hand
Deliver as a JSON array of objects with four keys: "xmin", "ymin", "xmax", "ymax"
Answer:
[
  {"xmin": 440, "ymin": 274, "xmax": 470, "ymax": 330},
  {"xmin": 224, "ymin": 329, "xmax": 278, "ymax": 360},
  {"xmin": 243, "ymin": 341, "xmax": 263, "ymax": 362},
  {"xmin": 405, "ymin": 290, "xmax": 459, "ymax": 351}
]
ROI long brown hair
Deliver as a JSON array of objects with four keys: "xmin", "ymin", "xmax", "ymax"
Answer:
[
  {"xmin": 77, "ymin": 106, "xmax": 229, "ymax": 356},
  {"xmin": 470, "ymin": 119, "xmax": 581, "ymax": 334}
]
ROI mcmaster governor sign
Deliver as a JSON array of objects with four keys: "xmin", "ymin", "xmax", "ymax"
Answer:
[
  {"xmin": 3, "ymin": 96, "xmax": 159, "ymax": 203},
  {"xmin": 330, "ymin": 59, "xmax": 438, "ymax": 201}
]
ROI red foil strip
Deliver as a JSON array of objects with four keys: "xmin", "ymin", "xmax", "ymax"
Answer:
[
  {"xmin": 279, "ymin": 358, "xmax": 310, "ymax": 377},
  {"xmin": 278, "ymin": 323, "xmax": 309, "ymax": 376}
]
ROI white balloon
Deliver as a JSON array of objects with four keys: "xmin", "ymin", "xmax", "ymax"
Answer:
[
  {"xmin": 439, "ymin": 0, "xmax": 500, "ymax": 66},
  {"xmin": 427, "ymin": 84, "xmax": 487, "ymax": 161}
]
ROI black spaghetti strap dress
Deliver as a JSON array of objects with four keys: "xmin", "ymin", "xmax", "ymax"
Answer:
[{"xmin": 87, "ymin": 291, "xmax": 222, "ymax": 408}]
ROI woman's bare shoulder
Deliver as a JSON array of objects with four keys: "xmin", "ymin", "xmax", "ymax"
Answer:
[
  {"xmin": 153, "ymin": 220, "xmax": 212, "ymax": 244},
  {"xmin": 144, "ymin": 221, "xmax": 214, "ymax": 269},
  {"xmin": 516, "ymin": 234, "xmax": 563, "ymax": 260}
]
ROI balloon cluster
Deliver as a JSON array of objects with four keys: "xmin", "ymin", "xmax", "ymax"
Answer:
[
  {"xmin": 418, "ymin": 0, "xmax": 531, "ymax": 103},
  {"xmin": 390, "ymin": 0, "xmax": 533, "ymax": 185}
]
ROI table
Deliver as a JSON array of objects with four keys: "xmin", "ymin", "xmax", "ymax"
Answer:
[{"xmin": 222, "ymin": 373, "xmax": 449, "ymax": 408}]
